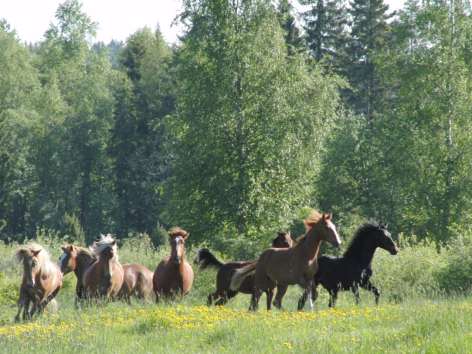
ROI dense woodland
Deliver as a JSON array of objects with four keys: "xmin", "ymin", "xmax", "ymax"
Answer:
[{"xmin": 1, "ymin": 0, "xmax": 472, "ymax": 251}]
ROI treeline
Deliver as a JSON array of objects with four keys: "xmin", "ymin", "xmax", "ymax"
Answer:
[{"xmin": 1, "ymin": 0, "xmax": 471, "ymax": 249}]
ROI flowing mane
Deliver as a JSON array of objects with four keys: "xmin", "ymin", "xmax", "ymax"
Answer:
[
  {"xmin": 168, "ymin": 227, "xmax": 189, "ymax": 238},
  {"xmin": 90, "ymin": 234, "xmax": 118, "ymax": 260},
  {"xmin": 343, "ymin": 223, "xmax": 381, "ymax": 258},
  {"xmin": 76, "ymin": 246, "xmax": 96, "ymax": 262},
  {"xmin": 16, "ymin": 243, "xmax": 48, "ymax": 262},
  {"xmin": 16, "ymin": 243, "xmax": 56, "ymax": 275},
  {"xmin": 294, "ymin": 210, "xmax": 324, "ymax": 245}
]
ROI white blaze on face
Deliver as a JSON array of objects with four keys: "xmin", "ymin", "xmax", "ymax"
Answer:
[{"xmin": 326, "ymin": 220, "xmax": 342, "ymax": 246}]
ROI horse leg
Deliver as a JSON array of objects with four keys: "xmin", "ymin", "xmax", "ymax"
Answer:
[
  {"xmin": 250, "ymin": 288, "xmax": 261, "ymax": 312},
  {"xmin": 352, "ymin": 284, "xmax": 360, "ymax": 305},
  {"xmin": 328, "ymin": 289, "xmax": 338, "ymax": 308},
  {"xmin": 207, "ymin": 292, "xmax": 214, "ymax": 306},
  {"xmin": 15, "ymin": 291, "xmax": 27, "ymax": 322},
  {"xmin": 298, "ymin": 287, "xmax": 309, "ymax": 311},
  {"xmin": 309, "ymin": 282, "xmax": 319, "ymax": 310},
  {"xmin": 362, "ymin": 280, "xmax": 380, "ymax": 305},
  {"xmin": 273, "ymin": 284, "xmax": 288, "ymax": 310},
  {"xmin": 266, "ymin": 288, "xmax": 275, "ymax": 311}
]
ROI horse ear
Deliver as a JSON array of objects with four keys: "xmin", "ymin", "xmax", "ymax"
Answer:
[
  {"xmin": 111, "ymin": 240, "xmax": 116, "ymax": 246},
  {"xmin": 184, "ymin": 233, "xmax": 190, "ymax": 240},
  {"xmin": 61, "ymin": 246, "xmax": 67, "ymax": 252}
]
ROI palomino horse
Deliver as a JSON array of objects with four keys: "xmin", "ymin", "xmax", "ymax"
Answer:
[
  {"xmin": 82, "ymin": 234, "xmax": 124, "ymax": 300},
  {"xmin": 299, "ymin": 223, "xmax": 398, "ymax": 308},
  {"xmin": 195, "ymin": 231, "xmax": 294, "ymax": 306},
  {"xmin": 230, "ymin": 211, "xmax": 341, "ymax": 311},
  {"xmin": 119, "ymin": 264, "xmax": 154, "ymax": 303},
  {"xmin": 59, "ymin": 244, "xmax": 96, "ymax": 305},
  {"xmin": 15, "ymin": 243, "xmax": 63, "ymax": 321},
  {"xmin": 153, "ymin": 227, "xmax": 194, "ymax": 301}
]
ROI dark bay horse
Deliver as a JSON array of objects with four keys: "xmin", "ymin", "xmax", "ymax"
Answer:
[
  {"xmin": 230, "ymin": 211, "xmax": 341, "ymax": 311},
  {"xmin": 299, "ymin": 223, "xmax": 398, "ymax": 308},
  {"xmin": 15, "ymin": 244, "xmax": 63, "ymax": 321},
  {"xmin": 119, "ymin": 263, "xmax": 154, "ymax": 303},
  {"xmin": 59, "ymin": 244, "xmax": 96, "ymax": 305},
  {"xmin": 153, "ymin": 227, "xmax": 194, "ymax": 301},
  {"xmin": 83, "ymin": 234, "xmax": 124, "ymax": 300},
  {"xmin": 195, "ymin": 232, "xmax": 294, "ymax": 306}
]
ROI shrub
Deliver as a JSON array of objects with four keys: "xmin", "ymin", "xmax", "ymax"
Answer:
[
  {"xmin": 436, "ymin": 229, "xmax": 472, "ymax": 293},
  {"xmin": 372, "ymin": 235, "xmax": 445, "ymax": 302}
]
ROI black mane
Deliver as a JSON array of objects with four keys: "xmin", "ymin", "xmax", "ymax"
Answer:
[{"xmin": 342, "ymin": 222, "xmax": 382, "ymax": 259}]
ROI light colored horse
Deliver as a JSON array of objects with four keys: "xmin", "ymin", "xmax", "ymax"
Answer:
[{"xmin": 15, "ymin": 243, "xmax": 63, "ymax": 321}]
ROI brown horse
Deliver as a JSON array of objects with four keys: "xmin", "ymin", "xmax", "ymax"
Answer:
[
  {"xmin": 82, "ymin": 234, "xmax": 124, "ymax": 300},
  {"xmin": 195, "ymin": 231, "xmax": 294, "ymax": 306},
  {"xmin": 230, "ymin": 211, "xmax": 341, "ymax": 311},
  {"xmin": 119, "ymin": 264, "xmax": 154, "ymax": 303},
  {"xmin": 15, "ymin": 243, "xmax": 63, "ymax": 321},
  {"xmin": 59, "ymin": 244, "xmax": 96, "ymax": 305},
  {"xmin": 153, "ymin": 227, "xmax": 194, "ymax": 301}
]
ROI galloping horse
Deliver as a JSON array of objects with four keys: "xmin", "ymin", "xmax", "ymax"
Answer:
[
  {"xmin": 299, "ymin": 223, "xmax": 398, "ymax": 308},
  {"xmin": 230, "ymin": 211, "xmax": 341, "ymax": 311},
  {"xmin": 15, "ymin": 243, "xmax": 63, "ymax": 321},
  {"xmin": 83, "ymin": 234, "xmax": 124, "ymax": 300},
  {"xmin": 195, "ymin": 231, "xmax": 294, "ymax": 306},
  {"xmin": 153, "ymin": 227, "xmax": 194, "ymax": 301},
  {"xmin": 59, "ymin": 244, "xmax": 96, "ymax": 305},
  {"xmin": 119, "ymin": 264, "xmax": 154, "ymax": 303}
]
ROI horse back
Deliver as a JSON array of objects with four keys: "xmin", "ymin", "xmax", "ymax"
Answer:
[{"xmin": 217, "ymin": 261, "xmax": 254, "ymax": 294}]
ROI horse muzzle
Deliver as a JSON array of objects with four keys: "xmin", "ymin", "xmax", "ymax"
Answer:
[{"xmin": 389, "ymin": 246, "xmax": 399, "ymax": 255}]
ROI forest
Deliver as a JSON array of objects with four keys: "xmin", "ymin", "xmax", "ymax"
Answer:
[{"xmin": 1, "ymin": 0, "xmax": 472, "ymax": 253}]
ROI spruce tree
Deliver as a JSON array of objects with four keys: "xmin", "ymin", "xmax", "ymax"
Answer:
[
  {"xmin": 345, "ymin": 0, "xmax": 393, "ymax": 122},
  {"xmin": 302, "ymin": 0, "xmax": 348, "ymax": 67}
]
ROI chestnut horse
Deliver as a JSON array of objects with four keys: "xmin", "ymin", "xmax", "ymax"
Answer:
[
  {"xmin": 59, "ymin": 244, "xmax": 96, "ymax": 306},
  {"xmin": 195, "ymin": 231, "xmax": 294, "ymax": 306},
  {"xmin": 153, "ymin": 227, "xmax": 194, "ymax": 301},
  {"xmin": 230, "ymin": 211, "xmax": 341, "ymax": 311},
  {"xmin": 83, "ymin": 234, "xmax": 124, "ymax": 300},
  {"xmin": 15, "ymin": 243, "xmax": 63, "ymax": 321},
  {"xmin": 119, "ymin": 264, "xmax": 154, "ymax": 303}
]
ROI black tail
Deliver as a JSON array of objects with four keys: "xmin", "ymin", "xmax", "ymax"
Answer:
[{"xmin": 194, "ymin": 248, "xmax": 224, "ymax": 270}]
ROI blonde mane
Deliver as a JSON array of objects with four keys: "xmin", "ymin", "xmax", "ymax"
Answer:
[
  {"xmin": 90, "ymin": 234, "xmax": 118, "ymax": 260},
  {"xmin": 304, "ymin": 210, "xmax": 323, "ymax": 231},
  {"xmin": 15, "ymin": 243, "xmax": 56, "ymax": 275}
]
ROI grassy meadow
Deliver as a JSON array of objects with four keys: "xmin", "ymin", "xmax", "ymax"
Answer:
[{"xmin": 1, "ymin": 234, "xmax": 471, "ymax": 353}]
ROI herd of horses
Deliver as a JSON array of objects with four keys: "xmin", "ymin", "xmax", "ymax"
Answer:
[{"xmin": 13, "ymin": 210, "xmax": 398, "ymax": 321}]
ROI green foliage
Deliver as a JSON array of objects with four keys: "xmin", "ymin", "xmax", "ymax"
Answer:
[{"xmin": 167, "ymin": 0, "xmax": 342, "ymax": 246}]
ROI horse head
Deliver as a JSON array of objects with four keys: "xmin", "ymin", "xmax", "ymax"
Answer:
[
  {"xmin": 375, "ymin": 224, "xmax": 398, "ymax": 255},
  {"xmin": 272, "ymin": 231, "xmax": 294, "ymax": 248},
  {"xmin": 169, "ymin": 227, "xmax": 189, "ymax": 265},
  {"xmin": 16, "ymin": 245, "xmax": 43, "ymax": 289},
  {"xmin": 59, "ymin": 244, "xmax": 78, "ymax": 274},
  {"xmin": 305, "ymin": 212, "xmax": 342, "ymax": 248}
]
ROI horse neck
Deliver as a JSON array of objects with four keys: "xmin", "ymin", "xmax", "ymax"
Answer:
[
  {"xmin": 344, "ymin": 237, "xmax": 377, "ymax": 268},
  {"xmin": 299, "ymin": 226, "xmax": 323, "ymax": 262},
  {"xmin": 98, "ymin": 255, "xmax": 117, "ymax": 278},
  {"xmin": 75, "ymin": 252, "xmax": 95, "ymax": 280}
]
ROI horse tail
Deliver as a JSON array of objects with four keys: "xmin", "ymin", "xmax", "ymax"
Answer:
[
  {"xmin": 229, "ymin": 262, "xmax": 257, "ymax": 291},
  {"xmin": 195, "ymin": 248, "xmax": 224, "ymax": 270}
]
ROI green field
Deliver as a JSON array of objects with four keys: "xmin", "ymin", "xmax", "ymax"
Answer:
[
  {"xmin": 1, "ymin": 235, "xmax": 471, "ymax": 353},
  {"xmin": 1, "ymin": 296, "xmax": 472, "ymax": 353}
]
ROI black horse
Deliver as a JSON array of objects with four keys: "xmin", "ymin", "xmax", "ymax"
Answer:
[{"xmin": 298, "ymin": 223, "xmax": 398, "ymax": 309}]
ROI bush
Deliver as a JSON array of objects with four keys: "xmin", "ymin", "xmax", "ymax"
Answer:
[
  {"xmin": 436, "ymin": 230, "xmax": 472, "ymax": 293},
  {"xmin": 372, "ymin": 235, "xmax": 445, "ymax": 302}
]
